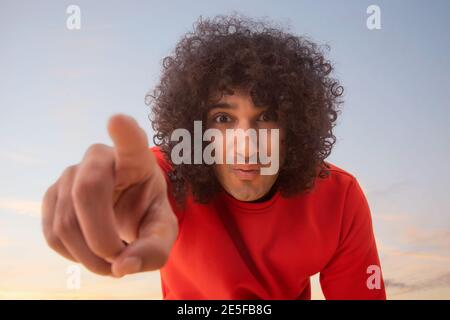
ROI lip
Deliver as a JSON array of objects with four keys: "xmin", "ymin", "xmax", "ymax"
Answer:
[{"xmin": 231, "ymin": 167, "xmax": 261, "ymax": 180}]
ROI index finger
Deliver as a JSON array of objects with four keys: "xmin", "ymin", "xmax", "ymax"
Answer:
[{"xmin": 107, "ymin": 114, "xmax": 156, "ymax": 191}]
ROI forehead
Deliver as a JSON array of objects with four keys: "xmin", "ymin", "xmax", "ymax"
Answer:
[{"xmin": 207, "ymin": 88, "xmax": 266, "ymax": 112}]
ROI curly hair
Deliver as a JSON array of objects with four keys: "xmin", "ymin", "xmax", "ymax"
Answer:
[{"xmin": 146, "ymin": 13, "xmax": 343, "ymax": 207}]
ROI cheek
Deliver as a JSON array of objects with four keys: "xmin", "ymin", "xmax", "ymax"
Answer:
[{"xmin": 213, "ymin": 164, "xmax": 231, "ymax": 184}]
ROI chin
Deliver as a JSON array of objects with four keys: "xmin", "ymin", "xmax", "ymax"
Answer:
[
  {"xmin": 215, "ymin": 166, "xmax": 278, "ymax": 202},
  {"xmin": 227, "ymin": 184, "xmax": 265, "ymax": 202},
  {"xmin": 232, "ymin": 192, "xmax": 258, "ymax": 202}
]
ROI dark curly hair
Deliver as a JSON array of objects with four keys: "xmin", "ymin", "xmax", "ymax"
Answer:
[{"xmin": 147, "ymin": 13, "xmax": 343, "ymax": 207}]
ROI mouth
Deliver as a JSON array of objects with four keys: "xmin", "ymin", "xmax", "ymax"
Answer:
[{"xmin": 231, "ymin": 166, "xmax": 261, "ymax": 180}]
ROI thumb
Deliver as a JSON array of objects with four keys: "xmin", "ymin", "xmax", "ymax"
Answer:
[{"xmin": 111, "ymin": 197, "xmax": 178, "ymax": 277}]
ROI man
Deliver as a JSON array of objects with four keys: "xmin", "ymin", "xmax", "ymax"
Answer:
[{"xmin": 41, "ymin": 14, "xmax": 386, "ymax": 299}]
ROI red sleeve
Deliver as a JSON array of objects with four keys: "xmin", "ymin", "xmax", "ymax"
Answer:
[{"xmin": 319, "ymin": 177, "xmax": 386, "ymax": 300}]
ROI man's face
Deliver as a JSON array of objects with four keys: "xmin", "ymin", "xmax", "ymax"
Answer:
[{"xmin": 206, "ymin": 88, "xmax": 286, "ymax": 201}]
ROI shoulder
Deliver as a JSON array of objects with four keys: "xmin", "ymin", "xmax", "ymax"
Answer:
[
  {"xmin": 318, "ymin": 161, "xmax": 373, "ymax": 229},
  {"xmin": 323, "ymin": 161, "xmax": 357, "ymax": 182},
  {"xmin": 307, "ymin": 161, "xmax": 369, "ymax": 220},
  {"xmin": 324, "ymin": 161, "xmax": 367, "ymax": 203},
  {"xmin": 314, "ymin": 161, "xmax": 358, "ymax": 196}
]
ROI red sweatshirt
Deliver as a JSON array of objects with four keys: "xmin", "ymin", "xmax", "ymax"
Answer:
[{"xmin": 151, "ymin": 146, "xmax": 386, "ymax": 300}]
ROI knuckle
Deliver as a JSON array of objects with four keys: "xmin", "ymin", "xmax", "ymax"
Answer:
[
  {"xmin": 54, "ymin": 212, "xmax": 78, "ymax": 237},
  {"xmin": 43, "ymin": 230, "xmax": 60, "ymax": 251},
  {"xmin": 43, "ymin": 183, "xmax": 57, "ymax": 204},
  {"xmin": 84, "ymin": 144, "xmax": 113, "ymax": 164},
  {"xmin": 86, "ymin": 143, "xmax": 108, "ymax": 156},
  {"xmin": 61, "ymin": 164, "xmax": 78, "ymax": 178},
  {"xmin": 72, "ymin": 173, "xmax": 105, "ymax": 202},
  {"xmin": 86, "ymin": 240, "xmax": 114, "ymax": 260}
]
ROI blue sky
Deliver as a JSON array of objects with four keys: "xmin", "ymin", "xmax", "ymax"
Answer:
[{"xmin": 0, "ymin": 0, "xmax": 449, "ymax": 299}]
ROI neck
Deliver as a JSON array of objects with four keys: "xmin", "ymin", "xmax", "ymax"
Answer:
[{"xmin": 248, "ymin": 181, "xmax": 279, "ymax": 203}]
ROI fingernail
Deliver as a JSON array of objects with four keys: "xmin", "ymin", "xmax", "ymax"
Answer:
[{"xmin": 119, "ymin": 257, "xmax": 142, "ymax": 276}]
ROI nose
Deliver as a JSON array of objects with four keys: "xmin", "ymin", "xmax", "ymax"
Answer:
[{"xmin": 228, "ymin": 119, "xmax": 259, "ymax": 164}]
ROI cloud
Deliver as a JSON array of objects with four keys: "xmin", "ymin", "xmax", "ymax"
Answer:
[
  {"xmin": 384, "ymin": 279, "xmax": 409, "ymax": 289},
  {"xmin": 384, "ymin": 248, "xmax": 450, "ymax": 263},
  {"xmin": 385, "ymin": 272, "xmax": 450, "ymax": 295},
  {"xmin": 374, "ymin": 213, "xmax": 407, "ymax": 222},
  {"xmin": 375, "ymin": 218, "xmax": 450, "ymax": 299},
  {"xmin": 404, "ymin": 227, "xmax": 450, "ymax": 249},
  {"xmin": 0, "ymin": 198, "xmax": 41, "ymax": 218}
]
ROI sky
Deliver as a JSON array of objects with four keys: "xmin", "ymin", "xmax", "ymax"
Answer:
[{"xmin": 0, "ymin": 0, "xmax": 449, "ymax": 299}]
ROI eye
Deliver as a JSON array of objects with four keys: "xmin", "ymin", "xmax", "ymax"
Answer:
[
  {"xmin": 213, "ymin": 114, "xmax": 233, "ymax": 123},
  {"xmin": 258, "ymin": 110, "xmax": 278, "ymax": 122}
]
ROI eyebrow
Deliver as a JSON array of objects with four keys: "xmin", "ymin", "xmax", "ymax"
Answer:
[{"xmin": 207, "ymin": 102, "xmax": 238, "ymax": 110}]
